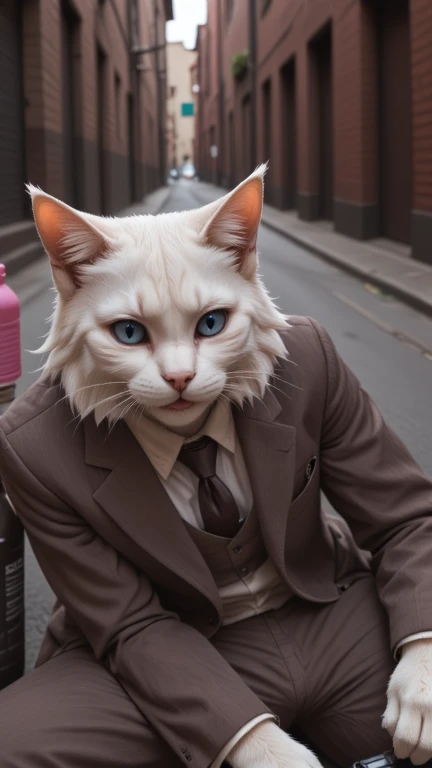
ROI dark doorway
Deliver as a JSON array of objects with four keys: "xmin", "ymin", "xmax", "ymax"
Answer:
[
  {"xmin": 0, "ymin": 0, "xmax": 26, "ymax": 225},
  {"xmin": 229, "ymin": 111, "xmax": 235, "ymax": 187},
  {"xmin": 280, "ymin": 58, "xmax": 296, "ymax": 209},
  {"xmin": 310, "ymin": 24, "xmax": 333, "ymax": 220},
  {"xmin": 262, "ymin": 79, "xmax": 272, "ymax": 203},
  {"xmin": 96, "ymin": 47, "xmax": 107, "ymax": 214},
  {"xmin": 242, "ymin": 95, "xmax": 251, "ymax": 179},
  {"xmin": 61, "ymin": 1, "xmax": 79, "ymax": 207},
  {"xmin": 377, "ymin": 0, "xmax": 412, "ymax": 243},
  {"xmin": 127, "ymin": 93, "xmax": 136, "ymax": 204}
]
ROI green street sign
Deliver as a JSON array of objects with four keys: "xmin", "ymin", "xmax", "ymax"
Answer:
[{"xmin": 181, "ymin": 102, "xmax": 194, "ymax": 116}]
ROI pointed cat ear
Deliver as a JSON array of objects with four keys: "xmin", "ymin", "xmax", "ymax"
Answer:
[
  {"xmin": 27, "ymin": 185, "xmax": 114, "ymax": 298},
  {"xmin": 191, "ymin": 165, "xmax": 266, "ymax": 280}
]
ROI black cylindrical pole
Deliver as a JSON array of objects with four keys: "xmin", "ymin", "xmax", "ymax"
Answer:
[
  {"xmin": 0, "ymin": 386, "xmax": 25, "ymax": 691},
  {"xmin": 0, "ymin": 265, "xmax": 25, "ymax": 690}
]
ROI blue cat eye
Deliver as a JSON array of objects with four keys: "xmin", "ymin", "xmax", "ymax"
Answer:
[
  {"xmin": 196, "ymin": 310, "xmax": 227, "ymax": 338},
  {"xmin": 111, "ymin": 320, "xmax": 147, "ymax": 345}
]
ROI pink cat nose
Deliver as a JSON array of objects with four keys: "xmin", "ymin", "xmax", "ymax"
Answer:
[{"xmin": 163, "ymin": 371, "xmax": 195, "ymax": 392}]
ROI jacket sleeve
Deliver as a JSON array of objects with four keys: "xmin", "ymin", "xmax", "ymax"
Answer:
[
  {"xmin": 311, "ymin": 319, "xmax": 432, "ymax": 653},
  {"xmin": 0, "ymin": 429, "xmax": 273, "ymax": 768}
]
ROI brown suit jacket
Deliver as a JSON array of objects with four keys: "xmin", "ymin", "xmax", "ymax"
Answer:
[{"xmin": 1, "ymin": 316, "xmax": 432, "ymax": 767}]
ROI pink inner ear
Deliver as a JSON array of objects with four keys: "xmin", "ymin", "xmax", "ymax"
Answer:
[
  {"xmin": 204, "ymin": 177, "xmax": 263, "ymax": 251},
  {"xmin": 33, "ymin": 197, "xmax": 70, "ymax": 267},
  {"xmin": 33, "ymin": 195, "xmax": 108, "ymax": 275}
]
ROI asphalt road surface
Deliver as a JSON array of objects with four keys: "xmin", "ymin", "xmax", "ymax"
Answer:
[{"xmin": 6, "ymin": 179, "xmax": 432, "ymax": 673}]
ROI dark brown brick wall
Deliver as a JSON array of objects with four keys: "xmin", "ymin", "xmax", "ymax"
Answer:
[
  {"xmin": 0, "ymin": 0, "xmax": 26, "ymax": 227},
  {"xmin": 0, "ymin": 0, "xmax": 169, "ymax": 227},
  {"xmin": 411, "ymin": 0, "xmax": 432, "ymax": 263},
  {"xmin": 197, "ymin": 0, "xmax": 432, "ymax": 262},
  {"xmin": 411, "ymin": 0, "xmax": 432, "ymax": 213}
]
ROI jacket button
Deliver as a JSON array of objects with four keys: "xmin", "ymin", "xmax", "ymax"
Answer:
[
  {"xmin": 233, "ymin": 546, "xmax": 243, "ymax": 554},
  {"xmin": 240, "ymin": 566, "xmax": 249, "ymax": 575},
  {"xmin": 338, "ymin": 582, "xmax": 349, "ymax": 592},
  {"xmin": 208, "ymin": 616, "xmax": 216, "ymax": 626}
]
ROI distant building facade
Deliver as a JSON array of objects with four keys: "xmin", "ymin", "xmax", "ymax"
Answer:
[
  {"xmin": 0, "ymin": 0, "xmax": 173, "ymax": 266},
  {"xmin": 196, "ymin": 0, "xmax": 432, "ymax": 265},
  {"xmin": 190, "ymin": 55, "xmax": 199, "ymax": 170},
  {"xmin": 166, "ymin": 42, "xmax": 197, "ymax": 170}
]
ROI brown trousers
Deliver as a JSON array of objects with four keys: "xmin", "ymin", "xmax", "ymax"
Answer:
[{"xmin": 0, "ymin": 577, "xmax": 394, "ymax": 768}]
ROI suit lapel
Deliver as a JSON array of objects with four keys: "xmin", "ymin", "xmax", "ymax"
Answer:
[
  {"xmin": 234, "ymin": 387, "xmax": 296, "ymax": 580},
  {"xmin": 83, "ymin": 415, "xmax": 222, "ymax": 614},
  {"xmin": 83, "ymin": 383, "xmax": 296, "ymax": 611}
]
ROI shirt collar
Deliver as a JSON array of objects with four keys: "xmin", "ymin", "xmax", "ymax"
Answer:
[{"xmin": 125, "ymin": 397, "xmax": 235, "ymax": 481}]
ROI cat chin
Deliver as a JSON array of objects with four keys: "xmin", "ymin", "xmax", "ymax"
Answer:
[{"xmin": 149, "ymin": 401, "xmax": 214, "ymax": 431}]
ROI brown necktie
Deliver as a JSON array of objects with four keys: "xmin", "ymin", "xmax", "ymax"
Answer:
[{"xmin": 178, "ymin": 436, "xmax": 242, "ymax": 538}]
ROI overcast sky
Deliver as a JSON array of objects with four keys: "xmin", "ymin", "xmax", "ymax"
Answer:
[{"xmin": 166, "ymin": 0, "xmax": 208, "ymax": 49}]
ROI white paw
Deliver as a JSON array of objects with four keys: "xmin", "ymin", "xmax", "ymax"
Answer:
[
  {"xmin": 383, "ymin": 640, "xmax": 432, "ymax": 764},
  {"xmin": 228, "ymin": 721, "xmax": 323, "ymax": 768}
]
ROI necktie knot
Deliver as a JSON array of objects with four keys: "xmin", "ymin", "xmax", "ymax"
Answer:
[{"xmin": 179, "ymin": 436, "xmax": 218, "ymax": 480}]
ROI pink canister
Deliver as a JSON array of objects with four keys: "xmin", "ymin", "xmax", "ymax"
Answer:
[{"xmin": 0, "ymin": 264, "xmax": 21, "ymax": 384}]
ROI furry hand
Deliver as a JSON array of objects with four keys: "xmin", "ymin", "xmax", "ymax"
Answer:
[
  {"xmin": 227, "ymin": 721, "xmax": 323, "ymax": 768},
  {"xmin": 383, "ymin": 639, "xmax": 432, "ymax": 764}
]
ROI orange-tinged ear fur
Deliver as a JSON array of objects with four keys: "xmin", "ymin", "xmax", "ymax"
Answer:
[
  {"xmin": 27, "ymin": 185, "xmax": 112, "ymax": 297},
  {"xmin": 200, "ymin": 165, "xmax": 265, "ymax": 280}
]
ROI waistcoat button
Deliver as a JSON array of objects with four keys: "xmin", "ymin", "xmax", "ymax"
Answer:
[
  {"xmin": 208, "ymin": 616, "xmax": 216, "ymax": 626},
  {"xmin": 233, "ymin": 546, "xmax": 243, "ymax": 554},
  {"xmin": 240, "ymin": 566, "xmax": 249, "ymax": 575}
]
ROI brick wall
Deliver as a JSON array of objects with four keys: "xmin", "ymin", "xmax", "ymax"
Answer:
[
  {"xmin": 411, "ymin": 0, "xmax": 432, "ymax": 263},
  {"xmin": 196, "ymin": 0, "xmax": 220, "ymax": 183},
  {"xmin": 0, "ymin": 1, "xmax": 26, "ymax": 227},
  {"xmin": 223, "ymin": 0, "xmax": 252, "ymax": 186},
  {"xmin": 332, "ymin": 0, "xmax": 379, "ymax": 238},
  {"xmin": 411, "ymin": 0, "xmax": 432, "ymax": 212},
  {"xmin": 138, "ymin": 0, "xmax": 167, "ymax": 192},
  {"xmin": 0, "ymin": 0, "xmax": 170, "ymax": 226},
  {"xmin": 197, "ymin": 0, "xmax": 432, "ymax": 264}
]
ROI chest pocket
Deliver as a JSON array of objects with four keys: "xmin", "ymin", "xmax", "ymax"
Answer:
[{"xmin": 290, "ymin": 456, "xmax": 319, "ymax": 516}]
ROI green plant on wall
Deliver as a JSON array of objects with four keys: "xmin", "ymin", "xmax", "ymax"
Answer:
[{"xmin": 231, "ymin": 50, "xmax": 249, "ymax": 81}]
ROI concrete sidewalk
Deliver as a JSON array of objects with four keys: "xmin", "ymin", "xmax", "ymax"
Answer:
[{"xmin": 189, "ymin": 181, "xmax": 432, "ymax": 319}]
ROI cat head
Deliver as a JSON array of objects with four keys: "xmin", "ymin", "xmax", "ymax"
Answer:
[{"xmin": 29, "ymin": 166, "xmax": 288, "ymax": 430}]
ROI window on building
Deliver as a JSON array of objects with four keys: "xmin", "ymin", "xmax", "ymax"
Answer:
[
  {"xmin": 115, "ymin": 73, "xmax": 121, "ymax": 140},
  {"xmin": 261, "ymin": 0, "xmax": 272, "ymax": 15},
  {"xmin": 226, "ymin": 0, "xmax": 234, "ymax": 24}
]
